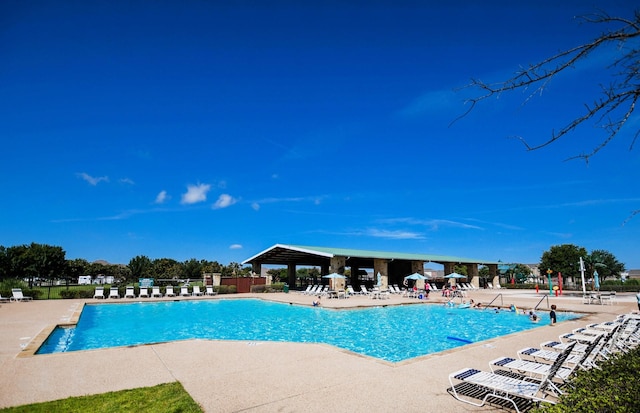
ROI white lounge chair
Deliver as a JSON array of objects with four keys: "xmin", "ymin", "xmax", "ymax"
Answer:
[
  {"xmin": 192, "ymin": 286, "xmax": 203, "ymax": 296},
  {"xmin": 138, "ymin": 287, "xmax": 149, "ymax": 298},
  {"xmin": 205, "ymin": 286, "xmax": 217, "ymax": 296},
  {"xmin": 151, "ymin": 286, "xmax": 163, "ymax": 298},
  {"xmin": 0, "ymin": 293, "xmax": 10, "ymax": 303},
  {"xmin": 300, "ymin": 285, "xmax": 313, "ymax": 295},
  {"xmin": 10, "ymin": 288, "xmax": 33, "ymax": 302},
  {"xmin": 180, "ymin": 286, "xmax": 190, "ymax": 297},
  {"xmin": 165, "ymin": 286, "xmax": 176, "ymax": 297},
  {"xmin": 492, "ymin": 335, "xmax": 603, "ymax": 382},
  {"xmin": 449, "ymin": 342, "xmax": 575, "ymax": 413},
  {"xmin": 306, "ymin": 285, "xmax": 319, "ymax": 295},
  {"xmin": 93, "ymin": 286, "xmax": 105, "ymax": 299},
  {"xmin": 124, "ymin": 286, "xmax": 136, "ymax": 298},
  {"xmin": 109, "ymin": 287, "xmax": 120, "ymax": 299}
]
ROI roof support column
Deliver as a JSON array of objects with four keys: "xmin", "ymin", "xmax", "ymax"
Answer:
[
  {"xmin": 467, "ymin": 263, "xmax": 479, "ymax": 288},
  {"xmin": 287, "ymin": 263, "xmax": 296, "ymax": 288},
  {"xmin": 373, "ymin": 259, "xmax": 388, "ymax": 289},
  {"xmin": 349, "ymin": 265, "xmax": 359, "ymax": 288},
  {"xmin": 411, "ymin": 260, "xmax": 426, "ymax": 289},
  {"xmin": 330, "ymin": 256, "xmax": 346, "ymax": 290},
  {"xmin": 488, "ymin": 264, "xmax": 498, "ymax": 288}
]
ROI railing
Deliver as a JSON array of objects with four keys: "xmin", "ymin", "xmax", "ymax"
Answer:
[
  {"xmin": 534, "ymin": 295, "xmax": 549, "ymax": 310},
  {"xmin": 483, "ymin": 293, "xmax": 503, "ymax": 309}
]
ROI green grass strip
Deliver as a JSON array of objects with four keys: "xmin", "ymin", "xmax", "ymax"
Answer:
[{"xmin": 0, "ymin": 382, "xmax": 202, "ymax": 413}]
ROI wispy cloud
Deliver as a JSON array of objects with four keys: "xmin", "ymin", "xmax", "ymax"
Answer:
[
  {"xmin": 213, "ymin": 194, "xmax": 238, "ymax": 209},
  {"xmin": 313, "ymin": 228, "xmax": 426, "ymax": 240},
  {"xmin": 366, "ymin": 228, "xmax": 425, "ymax": 239},
  {"xmin": 397, "ymin": 89, "xmax": 458, "ymax": 118},
  {"xmin": 77, "ymin": 172, "xmax": 109, "ymax": 186},
  {"xmin": 229, "ymin": 244, "xmax": 242, "ymax": 250},
  {"xmin": 181, "ymin": 183, "xmax": 211, "ymax": 205},
  {"xmin": 250, "ymin": 195, "xmax": 325, "ymax": 210},
  {"xmin": 155, "ymin": 190, "xmax": 169, "ymax": 204},
  {"xmin": 379, "ymin": 217, "xmax": 483, "ymax": 231},
  {"xmin": 119, "ymin": 178, "xmax": 135, "ymax": 185}
]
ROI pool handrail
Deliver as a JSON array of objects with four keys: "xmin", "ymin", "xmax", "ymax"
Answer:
[
  {"xmin": 534, "ymin": 295, "xmax": 550, "ymax": 311},
  {"xmin": 483, "ymin": 293, "xmax": 503, "ymax": 310}
]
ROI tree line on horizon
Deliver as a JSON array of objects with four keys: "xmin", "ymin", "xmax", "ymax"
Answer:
[
  {"xmin": 0, "ymin": 242, "xmax": 627, "ymax": 289},
  {"xmin": 0, "ymin": 243, "xmax": 251, "ymax": 287}
]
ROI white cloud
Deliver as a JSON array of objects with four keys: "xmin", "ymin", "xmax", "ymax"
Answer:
[
  {"xmin": 181, "ymin": 183, "xmax": 211, "ymax": 205},
  {"xmin": 119, "ymin": 178, "xmax": 135, "ymax": 185},
  {"xmin": 380, "ymin": 217, "xmax": 483, "ymax": 231},
  {"xmin": 251, "ymin": 202, "xmax": 260, "ymax": 211},
  {"xmin": 77, "ymin": 172, "xmax": 109, "ymax": 186},
  {"xmin": 366, "ymin": 229, "xmax": 425, "ymax": 239},
  {"xmin": 155, "ymin": 190, "xmax": 169, "ymax": 204},
  {"xmin": 229, "ymin": 244, "xmax": 243, "ymax": 250},
  {"xmin": 213, "ymin": 194, "xmax": 237, "ymax": 209}
]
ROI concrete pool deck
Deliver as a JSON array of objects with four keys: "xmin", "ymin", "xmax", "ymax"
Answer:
[{"xmin": 0, "ymin": 289, "xmax": 637, "ymax": 412}]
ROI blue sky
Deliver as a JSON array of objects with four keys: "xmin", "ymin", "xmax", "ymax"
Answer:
[{"xmin": 2, "ymin": 1, "xmax": 639, "ymax": 269}]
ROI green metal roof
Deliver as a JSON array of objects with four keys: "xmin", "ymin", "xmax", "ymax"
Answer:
[{"xmin": 243, "ymin": 244, "xmax": 502, "ymax": 266}]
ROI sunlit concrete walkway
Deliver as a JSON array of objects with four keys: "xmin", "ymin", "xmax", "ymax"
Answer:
[{"xmin": 0, "ymin": 290, "xmax": 636, "ymax": 412}]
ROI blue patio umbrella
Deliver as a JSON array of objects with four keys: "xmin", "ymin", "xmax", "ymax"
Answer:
[
  {"xmin": 404, "ymin": 272, "xmax": 428, "ymax": 280},
  {"xmin": 322, "ymin": 273, "xmax": 346, "ymax": 290},
  {"xmin": 444, "ymin": 272, "xmax": 465, "ymax": 286},
  {"xmin": 593, "ymin": 270, "xmax": 600, "ymax": 291}
]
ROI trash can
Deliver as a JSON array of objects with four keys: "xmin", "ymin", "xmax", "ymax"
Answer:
[{"xmin": 283, "ymin": 284, "xmax": 289, "ymax": 293}]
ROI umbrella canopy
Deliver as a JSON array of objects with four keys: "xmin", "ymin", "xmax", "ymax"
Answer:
[
  {"xmin": 594, "ymin": 270, "xmax": 600, "ymax": 291},
  {"xmin": 444, "ymin": 272, "xmax": 466, "ymax": 279},
  {"xmin": 404, "ymin": 272, "xmax": 428, "ymax": 280},
  {"xmin": 322, "ymin": 272, "xmax": 346, "ymax": 290},
  {"xmin": 322, "ymin": 273, "xmax": 346, "ymax": 279}
]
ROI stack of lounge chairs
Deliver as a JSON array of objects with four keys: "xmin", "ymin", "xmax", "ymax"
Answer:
[{"xmin": 448, "ymin": 312, "xmax": 640, "ymax": 412}]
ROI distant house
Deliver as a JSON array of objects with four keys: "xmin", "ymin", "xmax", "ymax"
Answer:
[
  {"xmin": 78, "ymin": 275, "xmax": 92, "ymax": 285},
  {"xmin": 93, "ymin": 275, "xmax": 115, "ymax": 285},
  {"xmin": 625, "ymin": 269, "xmax": 640, "ymax": 281}
]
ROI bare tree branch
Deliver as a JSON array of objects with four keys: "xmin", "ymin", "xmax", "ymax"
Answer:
[{"xmin": 453, "ymin": 10, "xmax": 640, "ymax": 160}]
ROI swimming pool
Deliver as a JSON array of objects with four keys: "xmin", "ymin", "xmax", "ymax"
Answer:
[{"xmin": 37, "ymin": 299, "xmax": 578, "ymax": 362}]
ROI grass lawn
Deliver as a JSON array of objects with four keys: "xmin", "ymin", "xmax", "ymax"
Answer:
[{"xmin": 0, "ymin": 382, "xmax": 202, "ymax": 413}]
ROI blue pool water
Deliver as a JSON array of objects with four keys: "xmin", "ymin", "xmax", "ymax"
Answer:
[{"xmin": 37, "ymin": 299, "xmax": 578, "ymax": 362}]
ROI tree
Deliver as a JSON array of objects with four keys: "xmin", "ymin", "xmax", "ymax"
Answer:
[
  {"xmin": 584, "ymin": 249, "xmax": 626, "ymax": 281},
  {"xmin": 128, "ymin": 255, "xmax": 153, "ymax": 280},
  {"xmin": 504, "ymin": 264, "xmax": 533, "ymax": 284},
  {"xmin": 267, "ymin": 268, "xmax": 286, "ymax": 283},
  {"xmin": 458, "ymin": 9, "xmax": 640, "ymax": 164},
  {"xmin": 540, "ymin": 244, "xmax": 588, "ymax": 285},
  {"xmin": 6, "ymin": 243, "xmax": 67, "ymax": 287},
  {"xmin": 0, "ymin": 246, "xmax": 8, "ymax": 280},
  {"xmin": 152, "ymin": 258, "xmax": 179, "ymax": 278},
  {"xmin": 65, "ymin": 258, "xmax": 90, "ymax": 283},
  {"xmin": 182, "ymin": 258, "xmax": 203, "ymax": 280}
]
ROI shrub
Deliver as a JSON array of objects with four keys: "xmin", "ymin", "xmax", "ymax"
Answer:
[
  {"xmin": 532, "ymin": 346, "xmax": 640, "ymax": 412},
  {"xmin": 216, "ymin": 285, "xmax": 236, "ymax": 294},
  {"xmin": 59, "ymin": 290, "xmax": 80, "ymax": 299}
]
